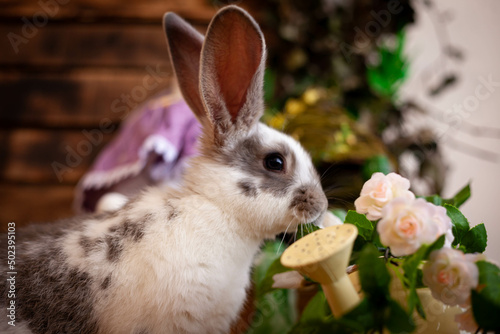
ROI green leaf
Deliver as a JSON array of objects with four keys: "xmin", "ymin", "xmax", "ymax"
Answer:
[
  {"xmin": 471, "ymin": 291, "xmax": 500, "ymax": 332},
  {"xmin": 357, "ymin": 244, "xmax": 390, "ymax": 301},
  {"xmin": 385, "ymin": 300, "xmax": 416, "ymax": 333},
  {"xmin": 340, "ymin": 298, "xmax": 376, "ymax": 332},
  {"xmin": 299, "ymin": 290, "xmax": 330, "ymax": 323},
  {"xmin": 424, "ymin": 234, "xmax": 446, "ymax": 259},
  {"xmin": 247, "ymin": 289, "xmax": 297, "ymax": 334},
  {"xmin": 476, "ymin": 261, "xmax": 500, "ymax": 293},
  {"xmin": 288, "ymin": 319, "xmax": 335, "ymax": 334},
  {"xmin": 290, "ymin": 317, "xmax": 361, "ymax": 334},
  {"xmin": 257, "ymin": 257, "xmax": 292, "ymax": 298},
  {"xmin": 451, "ymin": 183, "xmax": 471, "ymax": 208},
  {"xmin": 402, "ymin": 235, "xmax": 445, "ymax": 315},
  {"xmin": 422, "ymin": 194, "xmax": 442, "ymax": 206},
  {"xmin": 471, "ymin": 261, "xmax": 500, "ymax": 331},
  {"xmin": 345, "ymin": 211, "xmax": 374, "ymax": 241},
  {"xmin": 253, "ymin": 241, "xmax": 284, "ymax": 286},
  {"xmin": 460, "ymin": 223, "xmax": 487, "ymax": 254},
  {"xmin": 366, "ymin": 31, "xmax": 408, "ymax": 98},
  {"xmin": 421, "ymin": 184, "xmax": 470, "ymax": 208},
  {"xmin": 249, "ymin": 241, "xmax": 298, "ymax": 334},
  {"xmin": 444, "ymin": 204, "xmax": 470, "ymax": 246},
  {"xmin": 362, "ymin": 155, "xmax": 392, "ymax": 180}
]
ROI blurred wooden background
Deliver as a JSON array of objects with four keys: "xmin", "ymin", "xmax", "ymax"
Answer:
[{"xmin": 0, "ymin": 0, "xmax": 231, "ymax": 228}]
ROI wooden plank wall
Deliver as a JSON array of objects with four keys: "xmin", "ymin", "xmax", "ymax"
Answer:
[{"xmin": 0, "ymin": 0, "xmax": 223, "ymax": 228}]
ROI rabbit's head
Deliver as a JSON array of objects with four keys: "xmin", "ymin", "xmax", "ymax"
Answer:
[{"xmin": 164, "ymin": 6, "xmax": 328, "ymax": 239}]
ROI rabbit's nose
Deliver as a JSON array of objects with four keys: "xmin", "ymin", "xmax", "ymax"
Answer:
[{"xmin": 289, "ymin": 185, "xmax": 328, "ymax": 219}]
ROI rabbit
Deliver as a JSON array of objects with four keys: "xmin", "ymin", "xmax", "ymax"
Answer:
[{"xmin": 0, "ymin": 5, "xmax": 328, "ymax": 334}]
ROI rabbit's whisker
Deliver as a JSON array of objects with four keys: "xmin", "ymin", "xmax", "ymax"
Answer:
[{"xmin": 277, "ymin": 220, "xmax": 294, "ymax": 254}]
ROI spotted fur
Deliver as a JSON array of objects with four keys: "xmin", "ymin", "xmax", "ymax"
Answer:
[{"xmin": 0, "ymin": 6, "xmax": 328, "ymax": 334}]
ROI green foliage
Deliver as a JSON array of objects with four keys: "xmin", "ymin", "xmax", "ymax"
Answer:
[
  {"xmin": 256, "ymin": 257, "xmax": 291, "ymax": 298},
  {"xmin": 451, "ymin": 184, "xmax": 471, "ymax": 208},
  {"xmin": 358, "ymin": 244, "xmax": 391, "ymax": 301},
  {"xmin": 292, "ymin": 244, "xmax": 415, "ymax": 333},
  {"xmin": 366, "ymin": 32, "xmax": 408, "ymax": 99},
  {"xmin": 299, "ymin": 290, "xmax": 331, "ymax": 323},
  {"xmin": 460, "ymin": 223, "xmax": 487, "ymax": 254},
  {"xmin": 247, "ymin": 289, "xmax": 297, "ymax": 334},
  {"xmin": 249, "ymin": 175, "xmax": 489, "ymax": 333},
  {"xmin": 402, "ymin": 235, "xmax": 445, "ymax": 317},
  {"xmin": 348, "ymin": 244, "xmax": 415, "ymax": 333},
  {"xmin": 385, "ymin": 300, "xmax": 416, "ymax": 333},
  {"xmin": 253, "ymin": 241, "xmax": 284, "ymax": 286},
  {"xmin": 423, "ymin": 184, "xmax": 471, "ymax": 208},
  {"xmin": 471, "ymin": 261, "xmax": 500, "ymax": 331},
  {"xmin": 362, "ymin": 155, "xmax": 392, "ymax": 181},
  {"xmin": 296, "ymin": 223, "xmax": 320, "ymax": 240},
  {"xmin": 249, "ymin": 241, "xmax": 297, "ymax": 334},
  {"xmin": 344, "ymin": 211, "xmax": 374, "ymax": 241},
  {"xmin": 445, "ymin": 204, "xmax": 470, "ymax": 246},
  {"xmin": 445, "ymin": 204, "xmax": 487, "ymax": 253}
]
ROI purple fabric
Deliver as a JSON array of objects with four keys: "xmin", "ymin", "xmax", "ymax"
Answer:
[{"xmin": 74, "ymin": 94, "xmax": 201, "ymax": 212}]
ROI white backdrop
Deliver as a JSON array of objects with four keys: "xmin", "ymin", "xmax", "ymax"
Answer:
[{"xmin": 400, "ymin": 0, "xmax": 500, "ymax": 262}]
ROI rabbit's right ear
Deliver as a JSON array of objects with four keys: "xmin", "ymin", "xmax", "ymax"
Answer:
[{"xmin": 163, "ymin": 13, "xmax": 207, "ymax": 125}]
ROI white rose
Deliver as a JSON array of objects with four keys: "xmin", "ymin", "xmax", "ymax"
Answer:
[
  {"xmin": 377, "ymin": 197, "xmax": 453, "ymax": 256},
  {"xmin": 422, "ymin": 248, "xmax": 484, "ymax": 306},
  {"xmin": 430, "ymin": 203, "xmax": 454, "ymax": 248},
  {"xmin": 354, "ymin": 172, "xmax": 415, "ymax": 221}
]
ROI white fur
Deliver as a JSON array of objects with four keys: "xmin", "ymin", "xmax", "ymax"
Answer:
[
  {"xmin": 2, "ymin": 6, "xmax": 328, "ymax": 334},
  {"xmin": 95, "ymin": 192, "xmax": 129, "ymax": 213},
  {"xmin": 59, "ymin": 187, "xmax": 261, "ymax": 333}
]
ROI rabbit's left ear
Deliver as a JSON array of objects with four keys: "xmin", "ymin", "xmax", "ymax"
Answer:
[{"xmin": 200, "ymin": 5, "xmax": 266, "ymax": 145}]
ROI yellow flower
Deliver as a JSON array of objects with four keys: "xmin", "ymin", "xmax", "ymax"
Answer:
[
  {"xmin": 285, "ymin": 99, "xmax": 306, "ymax": 115},
  {"xmin": 268, "ymin": 114, "xmax": 286, "ymax": 129},
  {"xmin": 302, "ymin": 88, "xmax": 323, "ymax": 105}
]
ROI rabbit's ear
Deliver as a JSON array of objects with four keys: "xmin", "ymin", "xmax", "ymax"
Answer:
[
  {"xmin": 163, "ymin": 13, "xmax": 208, "ymax": 125},
  {"xmin": 200, "ymin": 5, "xmax": 266, "ymax": 145}
]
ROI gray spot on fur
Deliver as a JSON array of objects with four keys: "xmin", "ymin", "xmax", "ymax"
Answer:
[
  {"xmin": 221, "ymin": 136, "xmax": 296, "ymax": 197},
  {"xmin": 105, "ymin": 234, "xmax": 123, "ymax": 262},
  {"xmin": 289, "ymin": 185, "xmax": 328, "ymax": 219},
  {"xmin": 134, "ymin": 329, "xmax": 149, "ymax": 334},
  {"xmin": 237, "ymin": 180, "xmax": 258, "ymax": 197},
  {"xmin": 121, "ymin": 218, "xmax": 145, "ymax": 241},
  {"xmin": 101, "ymin": 274, "xmax": 112, "ymax": 290},
  {"xmin": 109, "ymin": 214, "xmax": 151, "ymax": 242},
  {"xmin": 166, "ymin": 201, "xmax": 180, "ymax": 220},
  {"xmin": 79, "ymin": 236, "xmax": 104, "ymax": 256},
  {"xmin": 99, "ymin": 214, "xmax": 153, "ymax": 262},
  {"xmin": 0, "ymin": 237, "xmax": 99, "ymax": 334}
]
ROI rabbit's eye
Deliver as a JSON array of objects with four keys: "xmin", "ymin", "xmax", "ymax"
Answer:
[{"xmin": 264, "ymin": 153, "xmax": 285, "ymax": 172}]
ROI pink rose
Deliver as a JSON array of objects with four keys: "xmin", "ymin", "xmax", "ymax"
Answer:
[
  {"xmin": 377, "ymin": 197, "xmax": 453, "ymax": 256},
  {"xmin": 355, "ymin": 172, "xmax": 415, "ymax": 221},
  {"xmin": 423, "ymin": 248, "xmax": 484, "ymax": 306}
]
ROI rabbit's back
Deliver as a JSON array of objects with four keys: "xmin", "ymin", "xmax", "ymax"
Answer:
[{"xmin": 1, "ymin": 189, "xmax": 260, "ymax": 334}]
